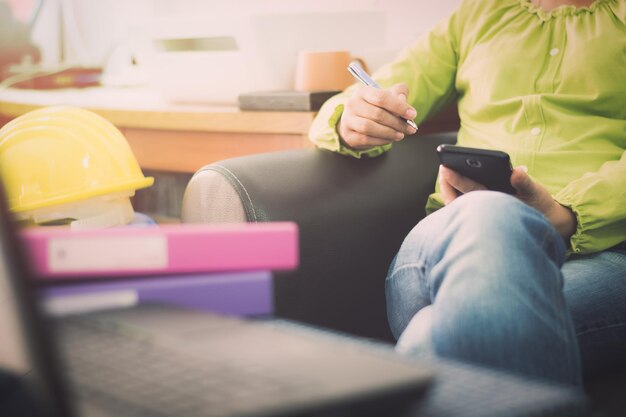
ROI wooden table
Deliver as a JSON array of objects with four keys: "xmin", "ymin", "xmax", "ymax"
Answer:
[{"xmin": 0, "ymin": 87, "xmax": 316, "ymax": 174}]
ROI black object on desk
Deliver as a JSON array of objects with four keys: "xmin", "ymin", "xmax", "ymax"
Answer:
[
  {"xmin": 238, "ymin": 90, "xmax": 340, "ymax": 111},
  {"xmin": 0, "ymin": 370, "xmax": 46, "ymax": 417}
]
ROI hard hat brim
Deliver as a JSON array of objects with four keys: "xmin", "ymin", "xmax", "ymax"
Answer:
[{"xmin": 10, "ymin": 176, "xmax": 154, "ymax": 213}]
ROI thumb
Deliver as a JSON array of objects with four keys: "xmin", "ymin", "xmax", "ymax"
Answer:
[{"xmin": 510, "ymin": 166, "xmax": 535, "ymax": 198}]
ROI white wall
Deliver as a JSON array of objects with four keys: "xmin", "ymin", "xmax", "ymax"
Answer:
[
  {"xmin": 29, "ymin": 0, "xmax": 461, "ymax": 102},
  {"xmin": 32, "ymin": 0, "xmax": 461, "ymax": 68},
  {"xmin": 149, "ymin": 0, "xmax": 461, "ymax": 58}
]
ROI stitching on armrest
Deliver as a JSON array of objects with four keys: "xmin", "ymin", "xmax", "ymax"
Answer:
[{"xmin": 213, "ymin": 164, "xmax": 258, "ymax": 222}]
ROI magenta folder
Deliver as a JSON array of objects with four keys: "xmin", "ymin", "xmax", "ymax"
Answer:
[
  {"xmin": 22, "ymin": 222, "xmax": 299, "ymax": 279},
  {"xmin": 42, "ymin": 270, "xmax": 273, "ymax": 317}
]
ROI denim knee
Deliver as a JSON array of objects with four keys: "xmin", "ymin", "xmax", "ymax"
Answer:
[
  {"xmin": 387, "ymin": 192, "xmax": 537, "ymax": 336},
  {"xmin": 441, "ymin": 192, "xmax": 562, "ymax": 255},
  {"xmin": 447, "ymin": 191, "xmax": 539, "ymax": 233},
  {"xmin": 387, "ymin": 192, "xmax": 581, "ymax": 385},
  {"xmin": 389, "ymin": 191, "xmax": 567, "ymax": 309},
  {"xmin": 397, "ymin": 191, "xmax": 557, "ymax": 261}
]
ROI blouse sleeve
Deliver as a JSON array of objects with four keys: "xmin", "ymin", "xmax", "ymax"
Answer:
[{"xmin": 554, "ymin": 150, "xmax": 626, "ymax": 254}]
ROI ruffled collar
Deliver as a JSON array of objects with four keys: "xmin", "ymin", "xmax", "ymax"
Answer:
[{"xmin": 519, "ymin": 0, "xmax": 613, "ymax": 20}]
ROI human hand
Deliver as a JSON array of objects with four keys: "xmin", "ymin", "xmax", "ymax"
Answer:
[
  {"xmin": 439, "ymin": 165, "xmax": 576, "ymax": 241},
  {"xmin": 337, "ymin": 83, "xmax": 418, "ymax": 150},
  {"xmin": 438, "ymin": 165, "xmax": 487, "ymax": 205},
  {"xmin": 510, "ymin": 167, "xmax": 576, "ymax": 241}
]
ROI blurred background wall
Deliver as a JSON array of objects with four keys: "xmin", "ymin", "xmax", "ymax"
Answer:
[{"xmin": 26, "ymin": 0, "xmax": 461, "ymax": 74}]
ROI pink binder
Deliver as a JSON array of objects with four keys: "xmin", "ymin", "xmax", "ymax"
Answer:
[{"xmin": 22, "ymin": 222, "xmax": 298, "ymax": 279}]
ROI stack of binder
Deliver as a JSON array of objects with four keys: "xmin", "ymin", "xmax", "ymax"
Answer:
[{"xmin": 21, "ymin": 222, "xmax": 299, "ymax": 317}]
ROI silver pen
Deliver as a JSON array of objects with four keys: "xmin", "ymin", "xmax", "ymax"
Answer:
[{"xmin": 347, "ymin": 62, "xmax": 418, "ymax": 131}]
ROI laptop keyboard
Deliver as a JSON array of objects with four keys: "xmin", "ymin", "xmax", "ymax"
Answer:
[
  {"xmin": 50, "ymin": 312, "xmax": 585, "ymax": 417},
  {"xmin": 56, "ymin": 316, "xmax": 317, "ymax": 417}
]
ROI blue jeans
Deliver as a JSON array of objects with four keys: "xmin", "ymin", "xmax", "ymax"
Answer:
[{"xmin": 386, "ymin": 191, "xmax": 626, "ymax": 387}]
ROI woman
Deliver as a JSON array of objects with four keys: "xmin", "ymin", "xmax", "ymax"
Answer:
[{"xmin": 309, "ymin": 0, "xmax": 626, "ymax": 386}]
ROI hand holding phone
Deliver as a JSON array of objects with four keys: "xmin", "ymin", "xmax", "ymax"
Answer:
[{"xmin": 436, "ymin": 145, "xmax": 515, "ymax": 194}]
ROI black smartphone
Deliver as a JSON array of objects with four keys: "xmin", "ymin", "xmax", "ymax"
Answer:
[{"xmin": 436, "ymin": 144, "xmax": 516, "ymax": 194}]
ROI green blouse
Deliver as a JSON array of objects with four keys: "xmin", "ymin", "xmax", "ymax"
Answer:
[{"xmin": 309, "ymin": 0, "xmax": 626, "ymax": 254}]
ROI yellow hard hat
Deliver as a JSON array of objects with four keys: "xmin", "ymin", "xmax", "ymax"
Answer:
[{"xmin": 0, "ymin": 106, "xmax": 154, "ymax": 228}]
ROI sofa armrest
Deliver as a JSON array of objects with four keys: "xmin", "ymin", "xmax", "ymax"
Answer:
[{"xmin": 182, "ymin": 132, "xmax": 456, "ymax": 340}]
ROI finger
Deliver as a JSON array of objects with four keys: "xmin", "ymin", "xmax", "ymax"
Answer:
[
  {"xmin": 440, "ymin": 166, "xmax": 487, "ymax": 194},
  {"xmin": 384, "ymin": 84, "xmax": 418, "ymax": 135},
  {"xmin": 511, "ymin": 166, "xmax": 552, "ymax": 210},
  {"xmin": 439, "ymin": 165, "xmax": 458, "ymax": 205},
  {"xmin": 360, "ymin": 86, "xmax": 417, "ymax": 121},
  {"xmin": 390, "ymin": 83, "xmax": 410, "ymax": 103},
  {"xmin": 350, "ymin": 115, "xmax": 405, "ymax": 141},
  {"xmin": 510, "ymin": 166, "xmax": 534, "ymax": 198},
  {"xmin": 348, "ymin": 99, "xmax": 413, "ymax": 135},
  {"xmin": 511, "ymin": 166, "xmax": 560, "ymax": 217}
]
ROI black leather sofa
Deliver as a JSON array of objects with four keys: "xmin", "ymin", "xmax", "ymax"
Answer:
[
  {"xmin": 182, "ymin": 132, "xmax": 454, "ymax": 341},
  {"xmin": 181, "ymin": 132, "xmax": 625, "ymax": 416}
]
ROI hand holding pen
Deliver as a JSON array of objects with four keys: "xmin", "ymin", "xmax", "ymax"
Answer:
[{"xmin": 337, "ymin": 61, "xmax": 418, "ymax": 150}]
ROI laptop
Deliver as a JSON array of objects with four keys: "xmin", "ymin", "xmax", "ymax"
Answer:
[{"xmin": 0, "ymin": 181, "xmax": 432, "ymax": 417}]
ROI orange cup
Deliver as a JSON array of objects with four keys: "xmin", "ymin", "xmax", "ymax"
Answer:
[{"xmin": 294, "ymin": 50, "xmax": 367, "ymax": 92}]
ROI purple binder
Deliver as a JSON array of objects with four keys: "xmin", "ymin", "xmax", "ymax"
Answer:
[{"xmin": 42, "ymin": 270, "xmax": 273, "ymax": 317}]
